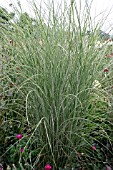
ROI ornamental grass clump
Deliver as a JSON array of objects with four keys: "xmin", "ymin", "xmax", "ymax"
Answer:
[{"xmin": 0, "ymin": 0, "xmax": 113, "ymax": 169}]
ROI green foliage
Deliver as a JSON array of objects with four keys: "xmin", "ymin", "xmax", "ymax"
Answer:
[
  {"xmin": 0, "ymin": 0, "xmax": 113, "ymax": 169},
  {"xmin": 0, "ymin": 7, "xmax": 14, "ymax": 23}
]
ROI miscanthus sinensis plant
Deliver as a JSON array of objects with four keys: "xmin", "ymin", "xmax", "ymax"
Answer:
[{"xmin": 0, "ymin": 0, "xmax": 113, "ymax": 169}]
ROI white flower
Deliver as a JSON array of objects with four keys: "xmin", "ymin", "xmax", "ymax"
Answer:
[
  {"xmin": 95, "ymin": 41, "xmax": 103, "ymax": 49},
  {"xmin": 93, "ymin": 80, "xmax": 101, "ymax": 88}
]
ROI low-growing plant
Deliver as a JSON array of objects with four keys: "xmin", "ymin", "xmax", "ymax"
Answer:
[{"xmin": 0, "ymin": 0, "xmax": 113, "ymax": 169}]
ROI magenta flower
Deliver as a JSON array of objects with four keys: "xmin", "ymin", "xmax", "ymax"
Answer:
[
  {"xmin": 45, "ymin": 164, "xmax": 52, "ymax": 170},
  {"xmin": 104, "ymin": 69, "xmax": 109, "ymax": 72},
  {"xmin": 16, "ymin": 134, "xmax": 22, "ymax": 139},
  {"xmin": 20, "ymin": 148, "xmax": 24, "ymax": 153},
  {"xmin": 91, "ymin": 145, "xmax": 96, "ymax": 150}
]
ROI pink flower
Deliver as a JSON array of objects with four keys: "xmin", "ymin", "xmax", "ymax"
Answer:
[
  {"xmin": 45, "ymin": 164, "xmax": 52, "ymax": 170},
  {"xmin": 106, "ymin": 165, "xmax": 112, "ymax": 170},
  {"xmin": 20, "ymin": 148, "xmax": 24, "ymax": 153},
  {"xmin": 0, "ymin": 164, "xmax": 3, "ymax": 170},
  {"xmin": 104, "ymin": 69, "xmax": 109, "ymax": 72},
  {"xmin": 106, "ymin": 54, "xmax": 111, "ymax": 58},
  {"xmin": 91, "ymin": 145, "xmax": 96, "ymax": 150},
  {"xmin": 10, "ymin": 83, "xmax": 14, "ymax": 87},
  {"xmin": 16, "ymin": 134, "xmax": 22, "ymax": 139}
]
